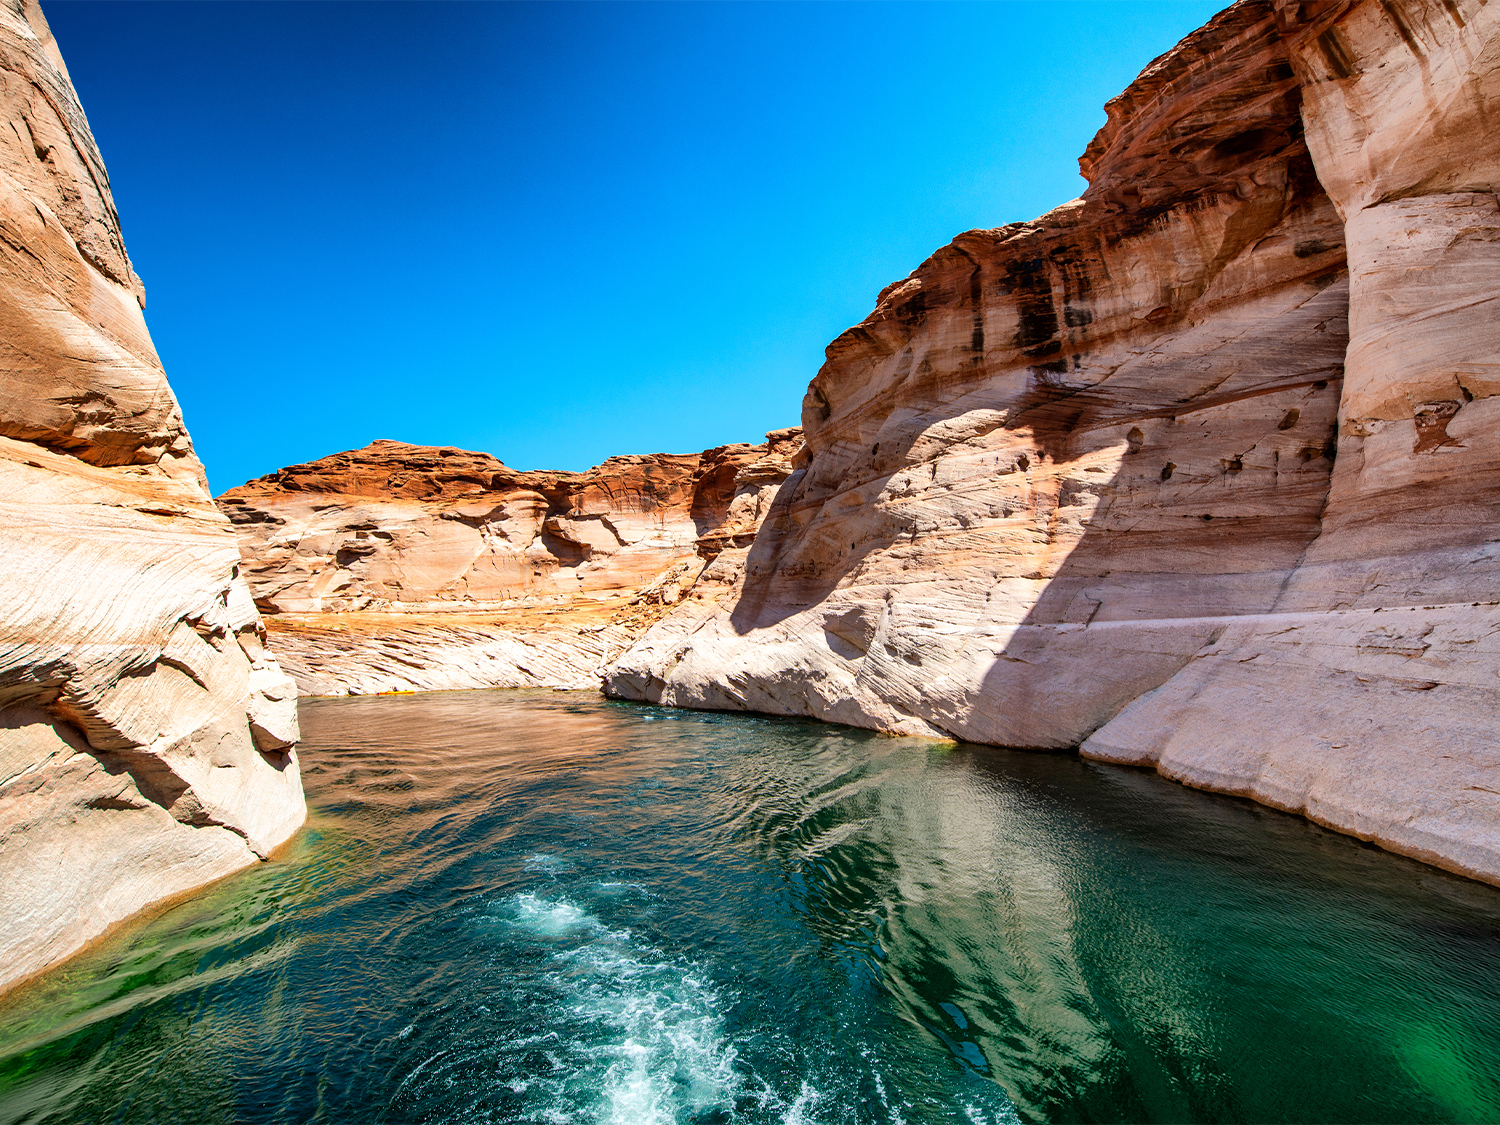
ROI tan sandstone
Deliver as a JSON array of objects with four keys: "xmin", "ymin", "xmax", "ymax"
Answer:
[
  {"xmin": 605, "ymin": 0, "xmax": 1500, "ymax": 885},
  {"xmin": 0, "ymin": 0, "xmax": 304, "ymax": 993},
  {"xmin": 221, "ymin": 432, "xmax": 800, "ymax": 695}
]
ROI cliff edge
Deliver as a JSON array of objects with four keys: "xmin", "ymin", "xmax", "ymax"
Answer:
[
  {"xmin": 0, "ymin": 0, "xmax": 304, "ymax": 993},
  {"xmin": 606, "ymin": 0, "xmax": 1500, "ymax": 885}
]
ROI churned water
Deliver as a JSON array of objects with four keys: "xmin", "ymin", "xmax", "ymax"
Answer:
[{"xmin": 3, "ymin": 691, "xmax": 1500, "ymax": 1124}]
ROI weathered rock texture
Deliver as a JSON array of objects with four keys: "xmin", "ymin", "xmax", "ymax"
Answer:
[
  {"xmin": 606, "ymin": 0, "xmax": 1500, "ymax": 885},
  {"xmin": 221, "ymin": 432, "xmax": 800, "ymax": 695},
  {"xmin": 0, "ymin": 0, "xmax": 303, "ymax": 993}
]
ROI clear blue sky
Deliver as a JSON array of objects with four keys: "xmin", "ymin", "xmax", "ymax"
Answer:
[{"xmin": 45, "ymin": 1, "xmax": 1223, "ymax": 493}]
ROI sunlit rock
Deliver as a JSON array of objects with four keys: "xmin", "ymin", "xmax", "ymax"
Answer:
[
  {"xmin": 606, "ymin": 0, "xmax": 1500, "ymax": 886},
  {"xmin": 221, "ymin": 431, "xmax": 801, "ymax": 695},
  {"xmin": 0, "ymin": 0, "xmax": 303, "ymax": 993}
]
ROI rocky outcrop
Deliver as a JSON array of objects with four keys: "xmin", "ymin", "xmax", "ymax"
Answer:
[
  {"xmin": 1082, "ymin": 0, "xmax": 1500, "ymax": 880},
  {"xmin": 0, "ymin": 0, "xmax": 303, "ymax": 993},
  {"xmin": 606, "ymin": 0, "xmax": 1500, "ymax": 885},
  {"xmin": 222, "ymin": 431, "xmax": 800, "ymax": 695}
]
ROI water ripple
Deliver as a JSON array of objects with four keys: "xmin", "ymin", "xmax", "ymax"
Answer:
[{"xmin": 2, "ymin": 691, "xmax": 1499, "ymax": 1124}]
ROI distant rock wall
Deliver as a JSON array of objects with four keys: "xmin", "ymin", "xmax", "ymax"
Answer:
[
  {"xmin": 221, "ymin": 431, "xmax": 800, "ymax": 695},
  {"xmin": 0, "ymin": 0, "xmax": 303, "ymax": 993},
  {"xmin": 606, "ymin": 0, "xmax": 1500, "ymax": 885}
]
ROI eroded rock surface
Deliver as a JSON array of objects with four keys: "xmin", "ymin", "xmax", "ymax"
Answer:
[
  {"xmin": 0, "ymin": 0, "xmax": 303, "ymax": 993},
  {"xmin": 1080, "ymin": 0, "xmax": 1500, "ymax": 883},
  {"xmin": 606, "ymin": 0, "xmax": 1500, "ymax": 885},
  {"xmin": 222, "ymin": 432, "xmax": 800, "ymax": 694}
]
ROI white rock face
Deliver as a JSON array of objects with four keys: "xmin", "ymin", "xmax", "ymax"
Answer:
[
  {"xmin": 0, "ymin": 0, "xmax": 303, "ymax": 994},
  {"xmin": 1076, "ymin": 0, "xmax": 1500, "ymax": 883},
  {"xmin": 606, "ymin": 0, "xmax": 1500, "ymax": 885},
  {"xmin": 264, "ymin": 613, "xmax": 650, "ymax": 697}
]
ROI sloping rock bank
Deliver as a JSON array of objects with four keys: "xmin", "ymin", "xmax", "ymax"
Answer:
[
  {"xmin": 606, "ymin": 0, "xmax": 1500, "ymax": 885},
  {"xmin": 221, "ymin": 432, "xmax": 800, "ymax": 694},
  {"xmin": 0, "ymin": 0, "xmax": 303, "ymax": 993}
]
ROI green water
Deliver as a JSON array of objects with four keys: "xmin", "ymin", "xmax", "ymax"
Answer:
[{"xmin": 2, "ymin": 690, "xmax": 1499, "ymax": 1123}]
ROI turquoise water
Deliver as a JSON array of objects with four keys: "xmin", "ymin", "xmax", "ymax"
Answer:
[{"xmin": 3, "ymin": 691, "xmax": 1500, "ymax": 1124}]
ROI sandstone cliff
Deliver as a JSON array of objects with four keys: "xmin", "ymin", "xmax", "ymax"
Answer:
[
  {"xmin": 606, "ymin": 0, "xmax": 1500, "ymax": 886},
  {"xmin": 0, "ymin": 0, "xmax": 304, "ymax": 993},
  {"xmin": 221, "ymin": 431, "xmax": 800, "ymax": 695}
]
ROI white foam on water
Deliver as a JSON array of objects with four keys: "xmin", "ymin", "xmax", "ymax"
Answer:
[
  {"xmin": 513, "ymin": 893, "xmax": 596, "ymax": 937},
  {"xmin": 871, "ymin": 1067, "xmax": 907, "ymax": 1125},
  {"xmin": 581, "ymin": 946, "xmax": 742, "ymax": 1123},
  {"xmin": 507, "ymin": 891, "xmax": 744, "ymax": 1124},
  {"xmin": 781, "ymin": 1081, "xmax": 823, "ymax": 1124},
  {"xmin": 499, "ymin": 889, "xmax": 1024, "ymax": 1124},
  {"xmin": 961, "ymin": 1101, "xmax": 1024, "ymax": 1125}
]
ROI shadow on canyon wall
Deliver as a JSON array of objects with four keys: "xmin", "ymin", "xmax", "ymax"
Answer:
[
  {"xmin": 721, "ymin": 225, "xmax": 1350, "ymax": 745},
  {"xmin": 707, "ymin": 0, "xmax": 1364, "ymax": 745}
]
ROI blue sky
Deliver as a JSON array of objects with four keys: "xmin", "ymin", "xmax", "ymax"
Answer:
[{"xmin": 46, "ymin": 1, "xmax": 1223, "ymax": 493}]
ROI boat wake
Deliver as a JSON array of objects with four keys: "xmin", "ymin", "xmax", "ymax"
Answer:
[
  {"xmin": 506, "ymin": 891, "xmax": 743, "ymax": 1123},
  {"xmin": 477, "ymin": 887, "xmax": 1018, "ymax": 1125}
]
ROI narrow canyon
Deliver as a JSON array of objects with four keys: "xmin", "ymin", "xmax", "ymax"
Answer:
[
  {"xmin": 235, "ymin": 0, "xmax": 1500, "ymax": 886},
  {"xmin": 4, "ymin": 0, "xmax": 1500, "ymax": 1000}
]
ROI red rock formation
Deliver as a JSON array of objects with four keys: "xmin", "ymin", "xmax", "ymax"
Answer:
[
  {"xmin": 607, "ymin": 0, "xmax": 1500, "ymax": 885},
  {"xmin": 0, "ymin": 0, "xmax": 303, "ymax": 994},
  {"xmin": 221, "ymin": 430, "xmax": 800, "ymax": 695}
]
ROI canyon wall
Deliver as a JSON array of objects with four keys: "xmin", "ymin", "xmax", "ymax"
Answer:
[
  {"xmin": 221, "ymin": 432, "xmax": 799, "ymax": 695},
  {"xmin": 0, "ymin": 0, "xmax": 304, "ymax": 992},
  {"xmin": 606, "ymin": 0, "xmax": 1500, "ymax": 885}
]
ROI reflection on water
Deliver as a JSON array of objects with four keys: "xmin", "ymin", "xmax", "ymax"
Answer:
[{"xmin": 2, "ymin": 690, "xmax": 1500, "ymax": 1123}]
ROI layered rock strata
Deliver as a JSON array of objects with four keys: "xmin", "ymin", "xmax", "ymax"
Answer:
[
  {"xmin": 221, "ymin": 432, "xmax": 799, "ymax": 695},
  {"xmin": 0, "ymin": 0, "xmax": 303, "ymax": 993},
  {"xmin": 606, "ymin": 0, "xmax": 1500, "ymax": 885},
  {"xmin": 1083, "ymin": 0, "xmax": 1500, "ymax": 880}
]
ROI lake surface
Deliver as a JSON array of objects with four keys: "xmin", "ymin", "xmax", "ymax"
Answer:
[{"xmin": 3, "ymin": 691, "xmax": 1500, "ymax": 1124}]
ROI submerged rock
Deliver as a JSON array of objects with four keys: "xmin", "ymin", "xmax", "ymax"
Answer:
[
  {"xmin": 0, "ymin": 0, "xmax": 304, "ymax": 992},
  {"xmin": 604, "ymin": 0, "xmax": 1500, "ymax": 885}
]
